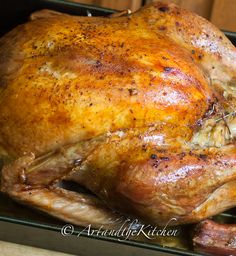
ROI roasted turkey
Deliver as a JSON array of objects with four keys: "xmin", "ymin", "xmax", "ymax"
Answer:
[{"xmin": 0, "ymin": 0, "xmax": 236, "ymax": 243}]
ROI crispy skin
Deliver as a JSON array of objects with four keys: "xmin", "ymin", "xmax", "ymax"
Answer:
[
  {"xmin": 0, "ymin": 3, "xmax": 214, "ymax": 157},
  {"xmin": 2, "ymin": 133, "xmax": 236, "ymax": 226},
  {"xmin": 139, "ymin": 2, "xmax": 236, "ymax": 82}
]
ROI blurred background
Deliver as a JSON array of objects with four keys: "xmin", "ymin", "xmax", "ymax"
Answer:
[{"xmin": 69, "ymin": 0, "xmax": 236, "ymax": 32}]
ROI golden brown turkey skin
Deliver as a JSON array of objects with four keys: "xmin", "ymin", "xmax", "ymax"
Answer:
[
  {"xmin": 0, "ymin": 0, "xmax": 236, "ymax": 236},
  {"xmin": 0, "ymin": 4, "xmax": 213, "ymax": 157},
  {"xmin": 65, "ymin": 136, "xmax": 236, "ymax": 225},
  {"xmin": 1, "ymin": 132, "xmax": 236, "ymax": 226}
]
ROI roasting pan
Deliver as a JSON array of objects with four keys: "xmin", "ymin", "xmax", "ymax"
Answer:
[{"xmin": 0, "ymin": 1, "xmax": 236, "ymax": 255}]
